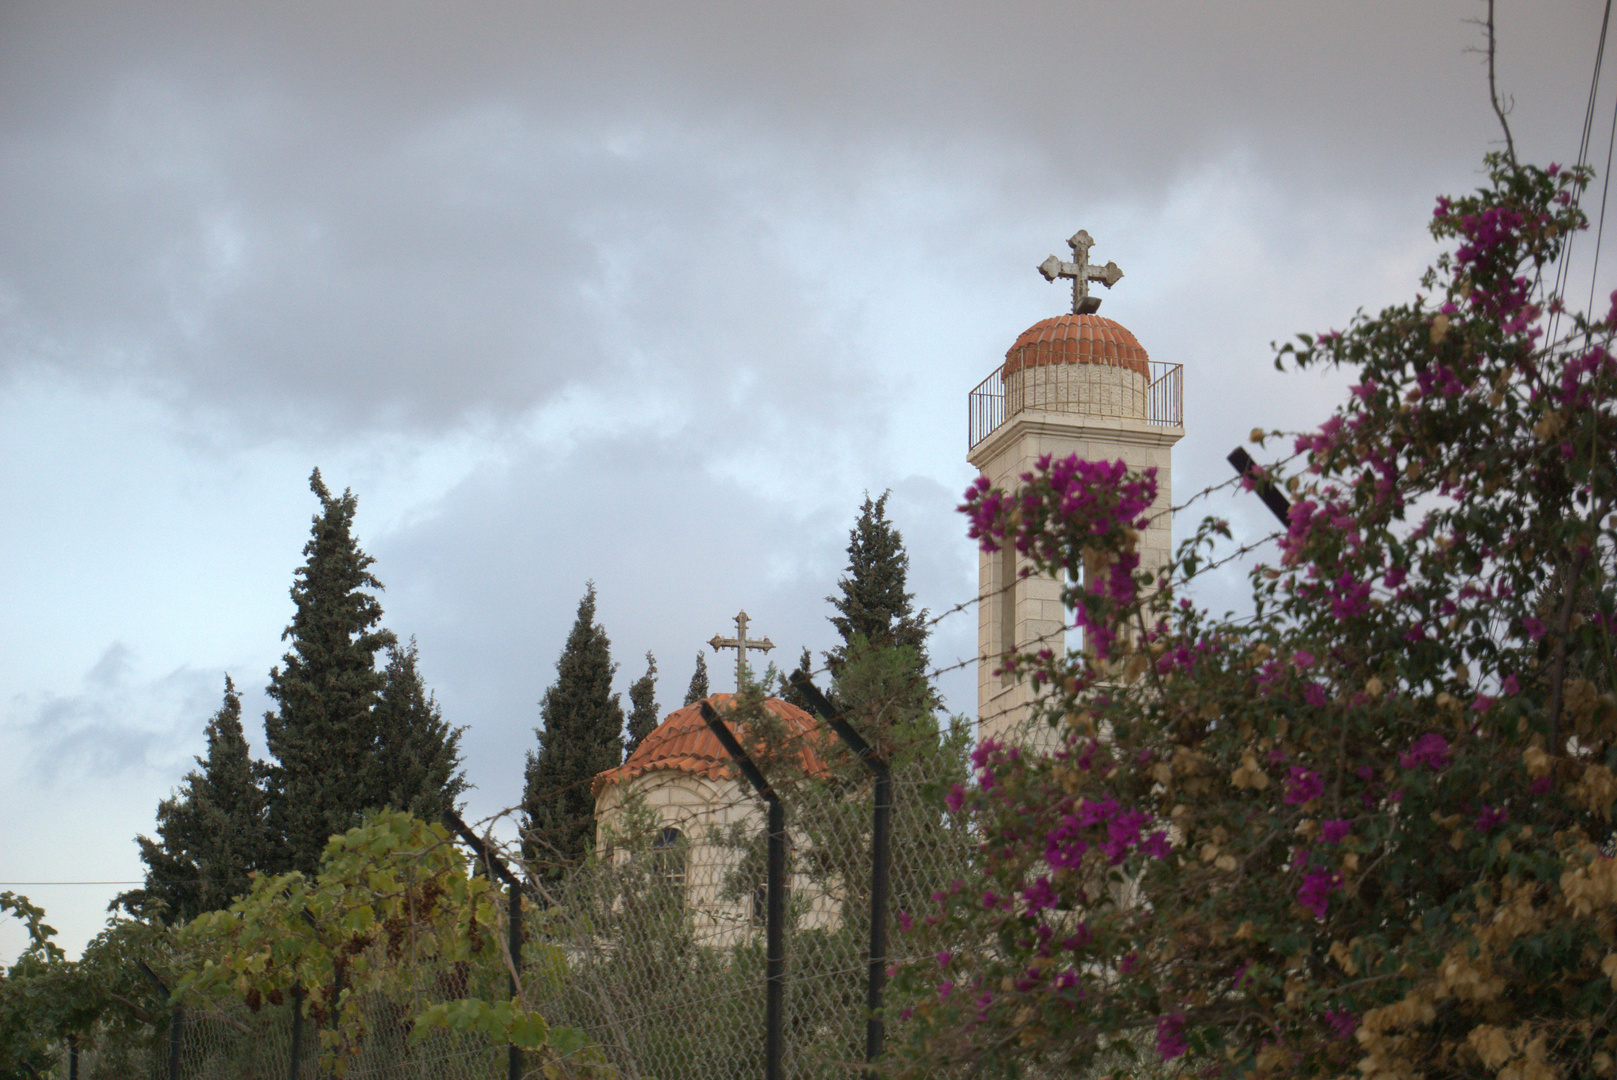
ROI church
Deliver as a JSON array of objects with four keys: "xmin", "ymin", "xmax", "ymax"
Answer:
[{"xmin": 591, "ymin": 230, "xmax": 1183, "ymax": 922}]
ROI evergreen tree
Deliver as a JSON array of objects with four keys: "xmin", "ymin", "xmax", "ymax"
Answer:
[
  {"xmin": 825, "ymin": 491, "xmax": 931, "ymax": 706},
  {"xmin": 522, "ymin": 583, "xmax": 624, "ymax": 873},
  {"xmin": 263, "ymin": 469, "xmax": 396, "ymax": 875},
  {"xmin": 625, "ymin": 651, "xmax": 659, "ymax": 757},
  {"xmin": 369, "ymin": 637, "xmax": 469, "ymax": 823},
  {"xmin": 683, "ymin": 651, "xmax": 710, "ymax": 705},
  {"xmin": 777, "ymin": 646, "xmax": 817, "ymax": 712},
  {"xmin": 120, "ymin": 677, "xmax": 272, "ymax": 923}
]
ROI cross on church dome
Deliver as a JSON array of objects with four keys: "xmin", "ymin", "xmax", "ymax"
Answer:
[
  {"xmin": 707, "ymin": 610, "xmax": 774, "ymax": 690},
  {"xmin": 1038, "ymin": 230, "xmax": 1124, "ymax": 315}
]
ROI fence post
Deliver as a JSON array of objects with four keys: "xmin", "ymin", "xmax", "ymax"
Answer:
[
  {"xmin": 700, "ymin": 700, "xmax": 786, "ymax": 1080},
  {"xmin": 137, "ymin": 959, "xmax": 182, "ymax": 1080},
  {"xmin": 789, "ymin": 671, "xmax": 891, "ymax": 1071},
  {"xmin": 67, "ymin": 1034, "xmax": 77, "ymax": 1080},
  {"xmin": 288, "ymin": 986, "xmax": 303, "ymax": 1080},
  {"xmin": 444, "ymin": 811, "xmax": 525, "ymax": 1080}
]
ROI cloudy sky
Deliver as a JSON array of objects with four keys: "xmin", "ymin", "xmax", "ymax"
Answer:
[{"xmin": 2, "ymin": 1, "xmax": 1611, "ymax": 961}]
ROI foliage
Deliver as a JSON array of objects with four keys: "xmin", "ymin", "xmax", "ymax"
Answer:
[
  {"xmin": 369, "ymin": 637, "xmax": 469, "ymax": 824},
  {"xmin": 683, "ymin": 651, "xmax": 710, "ymax": 706},
  {"xmin": 177, "ymin": 810, "xmax": 605, "ymax": 1076},
  {"xmin": 826, "ymin": 492, "xmax": 931, "ymax": 711},
  {"xmin": 891, "ymin": 155, "xmax": 1617, "ymax": 1080},
  {"xmin": 523, "ymin": 584, "xmax": 625, "ymax": 876},
  {"xmin": 1, "ymin": 894, "xmax": 178, "ymax": 1080},
  {"xmin": 777, "ymin": 646, "xmax": 819, "ymax": 713},
  {"xmin": 120, "ymin": 676, "xmax": 273, "ymax": 924},
  {"xmin": 625, "ymin": 651, "xmax": 659, "ymax": 758},
  {"xmin": 264, "ymin": 468, "xmax": 398, "ymax": 875}
]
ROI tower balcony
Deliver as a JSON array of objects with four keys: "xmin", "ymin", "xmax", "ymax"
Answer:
[{"xmin": 968, "ymin": 358, "xmax": 1183, "ymax": 451}]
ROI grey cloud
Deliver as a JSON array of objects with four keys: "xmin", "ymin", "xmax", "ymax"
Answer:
[
  {"xmin": 1, "ymin": 2, "xmax": 1593, "ymax": 439},
  {"xmin": 13, "ymin": 642, "xmax": 221, "ymax": 784}
]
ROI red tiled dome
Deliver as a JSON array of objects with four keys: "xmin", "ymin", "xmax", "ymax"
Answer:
[
  {"xmin": 1003, "ymin": 314, "xmax": 1149, "ymax": 378},
  {"xmin": 593, "ymin": 694, "xmax": 829, "ymax": 798}
]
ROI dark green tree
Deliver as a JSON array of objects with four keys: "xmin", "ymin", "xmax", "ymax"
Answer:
[
  {"xmin": 369, "ymin": 637, "xmax": 469, "ymax": 823},
  {"xmin": 777, "ymin": 646, "xmax": 817, "ymax": 711},
  {"xmin": 625, "ymin": 651, "xmax": 659, "ymax": 757},
  {"xmin": 522, "ymin": 583, "xmax": 624, "ymax": 873},
  {"xmin": 682, "ymin": 651, "xmax": 710, "ymax": 705},
  {"xmin": 263, "ymin": 469, "xmax": 396, "ymax": 875},
  {"xmin": 120, "ymin": 677, "xmax": 272, "ymax": 923},
  {"xmin": 825, "ymin": 491, "xmax": 931, "ymax": 709}
]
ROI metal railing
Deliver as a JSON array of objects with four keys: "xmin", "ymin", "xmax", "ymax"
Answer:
[{"xmin": 968, "ymin": 359, "xmax": 1183, "ymax": 450}]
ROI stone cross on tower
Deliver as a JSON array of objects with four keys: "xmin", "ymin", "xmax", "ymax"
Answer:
[
  {"xmin": 708, "ymin": 610, "xmax": 775, "ymax": 690},
  {"xmin": 1038, "ymin": 229, "xmax": 1124, "ymax": 315}
]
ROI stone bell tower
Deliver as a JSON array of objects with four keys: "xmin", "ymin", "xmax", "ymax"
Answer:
[{"xmin": 968, "ymin": 231, "xmax": 1184, "ymax": 743}]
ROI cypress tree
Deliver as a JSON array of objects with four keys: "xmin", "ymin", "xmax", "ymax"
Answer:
[
  {"xmin": 369, "ymin": 637, "xmax": 469, "ymax": 823},
  {"xmin": 522, "ymin": 583, "xmax": 624, "ymax": 873},
  {"xmin": 263, "ymin": 469, "xmax": 396, "ymax": 875},
  {"xmin": 826, "ymin": 491, "xmax": 931, "ymax": 708},
  {"xmin": 777, "ymin": 646, "xmax": 817, "ymax": 711},
  {"xmin": 121, "ymin": 677, "xmax": 272, "ymax": 923},
  {"xmin": 625, "ymin": 652, "xmax": 659, "ymax": 757},
  {"xmin": 683, "ymin": 652, "xmax": 710, "ymax": 705}
]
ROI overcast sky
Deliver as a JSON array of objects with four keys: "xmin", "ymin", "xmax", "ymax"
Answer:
[{"xmin": 2, "ymin": 1, "xmax": 1612, "ymax": 962}]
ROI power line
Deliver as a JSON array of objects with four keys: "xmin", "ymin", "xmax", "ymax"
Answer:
[{"xmin": 0, "ymin": 881, "xmax": 141, "ymax": 887}]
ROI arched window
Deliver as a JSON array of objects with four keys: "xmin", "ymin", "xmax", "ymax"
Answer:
[{"xmin": 652, "ymin": 826, "xmax": 686, "ymax": 888}]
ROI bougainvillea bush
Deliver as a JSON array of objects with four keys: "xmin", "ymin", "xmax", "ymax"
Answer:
[{"xmin": 890, "ymin": 154, "xmax": 1617, "ymax": 1080}]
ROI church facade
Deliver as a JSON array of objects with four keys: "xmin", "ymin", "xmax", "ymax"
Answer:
[{"xmin": 590, "ymin": 228, "xmax": 1181, "ymax": 902}]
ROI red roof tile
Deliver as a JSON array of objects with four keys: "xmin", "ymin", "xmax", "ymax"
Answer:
[
  {"xmin": 1003, "ymin": 314, "xmax": 1150, "ymax": 378},
  {"xmin": 593, "ymin": 694, "xmax": 830, "ymax": 798}
]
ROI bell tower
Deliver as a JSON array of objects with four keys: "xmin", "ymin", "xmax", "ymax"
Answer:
[{"xmin": 968, "ymin": 231, "xmax": 1184, "ymax": 743}]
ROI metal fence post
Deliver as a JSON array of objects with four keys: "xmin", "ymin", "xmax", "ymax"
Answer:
[
  {"xmin": 67, "ymin": 1035, "xmax": 77, "ymax": 1080},
  {"xmin": 790, "ymin": 671, "xmax": 891, "ymax": 1071},
  {"xmin": 288, "ymin": 987, "xmax": 303, "ymax": 1080},
  {"xmin": 700, "ymin": 701, "xmax": 786, "ymax": 1080},
  {"xmin": 137, "ymin": 960, "xmax": 181, "ymax": 1080},
  {"xmin": 1227, "ymin": 446, "xmax": 1292, "ymax": 525},
  {"xmin": 444, "ymin": 811, "xmax": 525, "ymax": 1080}
]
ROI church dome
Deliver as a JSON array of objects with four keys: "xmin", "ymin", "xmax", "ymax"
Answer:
[
  {"xmin": 593, "ymin": 694, "xmax": 828, "ymax": 797},
  {"xmin": 1003, "ymin": 314, "xmax": 1150, "ymax": 378}
]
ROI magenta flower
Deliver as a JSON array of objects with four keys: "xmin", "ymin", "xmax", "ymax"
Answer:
[
  {"xmin": 1502, "ymin": 673, "xmax": 1521, "ymax": 696},
  {"xmin": 1475, "ymin": 805, "xmax": 1507, "ymax": 832},
  {"xmin": 1324, "ymin": 1009, "xmax": 1358, "ymax": 1040},
  {"xmin": 1140, "ymin": 830, "xmax": 1172, "ymax": 860},
  {"xmin": 1399, "ymin": 733, "xmax": 1450, "ymax": 771},
  {"xmin": 1297, "ymin": 869, "xmax": 1343, "ymax": 920},
  {"xmin": 1293, "ymin": 649, "xmax": 1317, "ymax": 669},
  {"xmin": 1285, "ymin": 767, "xmax": 1324, "ymax": 805},
  {"xmin": 896, "ymin": 910, "xmax": 913, "ymax": 932},
  {"xmin": 1021, "ymin": 877, "xmax": 1060, "ymax": 913},
  {"xmin": 1155, "ymin": 1013, "xmax": 1189, "ymax": 1061},
  {"xmin": 1321, "ymin": 819, "xmax": 1352, "ymax": 845}
]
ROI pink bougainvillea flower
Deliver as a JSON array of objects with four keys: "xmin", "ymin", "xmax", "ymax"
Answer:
[
  {"xmin": 1297, "ymin": 869, "xmax": 1343, "ymax": 920},
  {"xmin": 1399, "ymin": 732, "xmax": 1450, "ymax": 771},
  {"xmin": 1155, "ymin": 1013, "xmax": 1188, "ymax": 1061},
  {"xmin": 1475, "ymin": 805, "xmax": 1507, "ymax": 832},
  {"xmin": 1285, "ymin": 767, "xmax": 1324, "ymax": 805},
  {"xmin": 1324, "ymin": 1009, "xmax": 1358, "ymax": 1040},
  {"xmin": 1321, "ymin": 819, "xmax": 1352, "ymax": 845}
]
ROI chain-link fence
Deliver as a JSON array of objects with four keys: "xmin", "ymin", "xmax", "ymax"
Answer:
[
  {"xmin": 527, "ymin": 710, "xmax": 976, "ymax": 1080},
  {"xmin": 46, "ymin": 992, "xmax": 509, "ymax": 1080},
  {"xmin": 43, "ymin": 708, "xmax": 976, "ymax": 1080}
]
